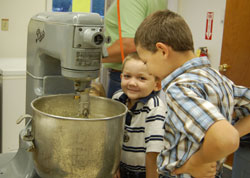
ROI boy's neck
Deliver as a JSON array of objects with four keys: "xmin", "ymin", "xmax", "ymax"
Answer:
[
  {"xmin": 169, "ymin": 50, "xmax": 196, "ymax": 70},
  {"xmin": 127, "ymin": 98, "xmax": 139, "ymax": 109}
]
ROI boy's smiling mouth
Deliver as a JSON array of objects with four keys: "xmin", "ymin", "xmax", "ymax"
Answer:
[{"xmin": 127, "ymin": 88, "xmax": 140, "ymax": 93}]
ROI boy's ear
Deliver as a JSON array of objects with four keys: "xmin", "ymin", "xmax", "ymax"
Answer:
[
  {"xmin": 154, "ymin": 79, "xmax": 162, "ymax": 92},
  {"xmin": 156, "ymin": 42, "xmax": 169, "ymax": 57},
  {"xmin": 120, "ymin": 73, "xmax": 123, "ymax": 80}
]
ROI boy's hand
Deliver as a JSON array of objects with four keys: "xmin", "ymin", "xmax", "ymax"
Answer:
[
  {"xmin": 113, "ymin": 168, "xmax": 121, "ymax": 178},
  {"xmin": 172, "ymin": 157, "xmax": 217, "ymax": 178},
  {"xmin": 172, "ymin": 120, "xmax": 239, "ymax": 178},
  {"xmin": 89, "ymin": 81, "xmax": 106, "ymax": 97}
]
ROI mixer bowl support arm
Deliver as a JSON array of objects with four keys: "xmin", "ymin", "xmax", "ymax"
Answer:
[{"xmin": 17, "ymin": 115, "xmax": 35, "ymax": 152}]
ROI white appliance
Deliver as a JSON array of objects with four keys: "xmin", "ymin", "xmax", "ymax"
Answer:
[{"xmin": 0, "ymin": 58, "xmax": 26, "ymax": 153}]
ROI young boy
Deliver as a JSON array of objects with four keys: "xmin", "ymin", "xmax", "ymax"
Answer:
[
  {"xmin": 112, "ymin": 52, "xmax": 167, "ymax": 178},
  {"xmin": 134, "ymin": 10, "xmax": 250, "ymax": 178}
]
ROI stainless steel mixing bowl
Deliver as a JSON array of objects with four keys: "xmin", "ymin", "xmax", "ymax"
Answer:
[{"xmin": 27, "ymin": 94, "xmax": 127, "ymax": 178}]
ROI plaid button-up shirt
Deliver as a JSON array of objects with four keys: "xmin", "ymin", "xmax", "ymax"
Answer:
[{"xmin": 158, "ymin": 57, "xmax": 250, "ymax": 178}]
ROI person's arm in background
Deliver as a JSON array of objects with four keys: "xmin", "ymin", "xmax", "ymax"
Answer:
[
  {"xmin": 173, "ymin": 120, "xmax": 239, "ymax": 177},
  {"xmin": 102, "ymin": 38, "xmax": 136, "ymax": 63},
  {"xmin": 146, "ymin": 152, "xmax": 159, "ymax": 178},
  {"xmin": 102, "ymin": 0, "xmax": 146, "ymax": 64}
]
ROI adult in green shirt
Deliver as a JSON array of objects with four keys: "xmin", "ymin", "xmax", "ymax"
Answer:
[{"xmin": 102, "ymin": 0, "xmax": 168, "ymax": 98}]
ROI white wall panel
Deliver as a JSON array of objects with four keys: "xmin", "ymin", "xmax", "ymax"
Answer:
[{"xmin": 178, "ymin": 0, "xmax": 226, "ymax": 69}]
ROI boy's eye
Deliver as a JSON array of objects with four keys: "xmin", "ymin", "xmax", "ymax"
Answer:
[
  {"xmin": 139, "ymin": 77, "xmax": 146, "ymax": 80},
  {"xmin": 123, "ymin": 74, "xmax": 130, "ymax": 79},
  {"xmin": 141, "ymin": 59, "xmax": 147, "ymax": 64}
]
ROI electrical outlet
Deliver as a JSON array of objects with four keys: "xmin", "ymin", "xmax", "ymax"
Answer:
[{"xmin": 1, "ymin": 19, "xmax": 9, "ymax": 31}]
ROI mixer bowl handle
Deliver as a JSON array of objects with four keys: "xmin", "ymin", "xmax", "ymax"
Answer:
[
  {"xmin": 16, "ymin": 114, "xmax": 32, "ymax": 124},
  {"xmin": 17, "ymin": 114, "xmax": 35, "ymax": 152}
]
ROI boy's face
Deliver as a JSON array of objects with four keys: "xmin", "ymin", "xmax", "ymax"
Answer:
[
  {"xmin": 121, "ymin": 59, "xmax": 160, "ymax": 100},
  {"xmin": 136, "ymin": 44, "xmax": 169, "ymax": 80}
]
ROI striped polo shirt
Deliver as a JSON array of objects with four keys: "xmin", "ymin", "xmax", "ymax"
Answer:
[
  {"xmin": 113, "ymin": 91, "xmax": 167, "ymax": 172},
  {"xmin": 157, "ymin": 57, "xmax": 250, "ymax": 178}
]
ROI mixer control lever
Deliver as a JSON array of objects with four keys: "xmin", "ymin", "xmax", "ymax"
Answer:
[{"xmin": 74, "ymin": 81, "xmax": 91, "ymax": 92}]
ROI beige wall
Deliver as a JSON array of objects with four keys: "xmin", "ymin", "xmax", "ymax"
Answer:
[
  {"xmin": 0, "ymin": 0, "xmax": 225, "ymax": 68},
  {"xmin": 0, "ymin": 0, "xmax": 49, "ymax": 58}
]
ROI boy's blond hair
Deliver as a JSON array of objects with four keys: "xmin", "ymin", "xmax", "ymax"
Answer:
[{"xmin": 121, "ymin": 52, "xmax": 142, "ymax": 72}]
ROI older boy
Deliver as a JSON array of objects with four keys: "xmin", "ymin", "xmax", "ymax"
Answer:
[{"xmin": 134, "ymin": 10, "xmax": 250, "ymax": 178}]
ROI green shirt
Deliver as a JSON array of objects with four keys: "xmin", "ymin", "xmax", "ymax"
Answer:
[{"xmin": 104, "ymin": 0, "xmax": 168, "ymax": 70}]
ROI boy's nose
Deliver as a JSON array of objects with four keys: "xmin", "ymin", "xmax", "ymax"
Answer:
[{"xmin": 128, "ymin": 78, "xmax": 137, "ymax": 86}]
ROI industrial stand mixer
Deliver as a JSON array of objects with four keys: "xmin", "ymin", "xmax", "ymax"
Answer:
[{"xmin": 0, "ymin": 12, "xmax": 127, "ymax": 178}]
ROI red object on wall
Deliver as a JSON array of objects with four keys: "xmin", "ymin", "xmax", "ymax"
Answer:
[{"xmin": 205, "ymin": 12, "xmax": 214, "ymax": 40}]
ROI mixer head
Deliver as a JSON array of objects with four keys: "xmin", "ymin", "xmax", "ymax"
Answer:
[{"xmin": 61, "ymin": 22, "xmax": 107, "ymax": 92}]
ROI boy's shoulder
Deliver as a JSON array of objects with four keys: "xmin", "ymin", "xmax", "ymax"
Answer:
[
  {"xmin": 144, "ymin": 93, "xmax": 166, "ymax": 109},
  {"xmin": 112, "ymin": 89, "xmax": 124, "ymax": 99},
  {"xmin": 112, "ymin": 90, "xmax": 128, "ymax": 105}
]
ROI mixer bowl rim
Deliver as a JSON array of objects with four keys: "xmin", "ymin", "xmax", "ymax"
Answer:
[{"xmin": 30, "ymin": 93, "xmax": 128, "ymax": 121}]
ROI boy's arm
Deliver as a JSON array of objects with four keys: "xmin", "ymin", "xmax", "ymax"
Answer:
[
  {"xmin": 234, "ymin": 115, "xmax": 250, "ymax": 137},
  {"xmin": 232, "ymin": 85, "xmax": 250, "ymax": 137},
  {"xmin": 113, "ymin": 168, "xmax": 121, "ymax": 178},
  {"xmin": 173, "ymin": 120, "xmax": 239, "ymax": 177},
  {"xmin": 146, "ymin": 152, "xmax": 159, "ymax": 178}
]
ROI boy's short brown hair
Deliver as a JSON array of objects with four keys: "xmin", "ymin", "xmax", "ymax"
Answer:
[{"xmin": 135, "ymin": 10, "xmax": 194, "ymax": 53}]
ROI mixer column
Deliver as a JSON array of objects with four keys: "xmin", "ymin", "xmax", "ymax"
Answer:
[{"xmin": 74, "ymin": 81, "xmax": 91, "ymax": 118}]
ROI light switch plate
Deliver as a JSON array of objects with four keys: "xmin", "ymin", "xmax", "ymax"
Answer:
[{"xmin": 1, "ymin": 19, "xmax": 9, "ymax": 31}]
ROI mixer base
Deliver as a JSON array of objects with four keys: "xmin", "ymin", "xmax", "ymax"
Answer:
[
  {"xmin": 0, "ymin": 152, "xmax": 39, "ymax": 178},
  {"xmin": 0, "ymin": 131, "xmax": 39, "ymax": 178}
]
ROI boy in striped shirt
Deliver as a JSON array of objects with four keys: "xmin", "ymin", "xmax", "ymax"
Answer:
[
  {"xmin": 135, "ymin": 10, "xmax": 250, "ymax": 178},
  {"xmin": 112, "ymin": 52, "xmax": 167, "ymax": 178}
]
